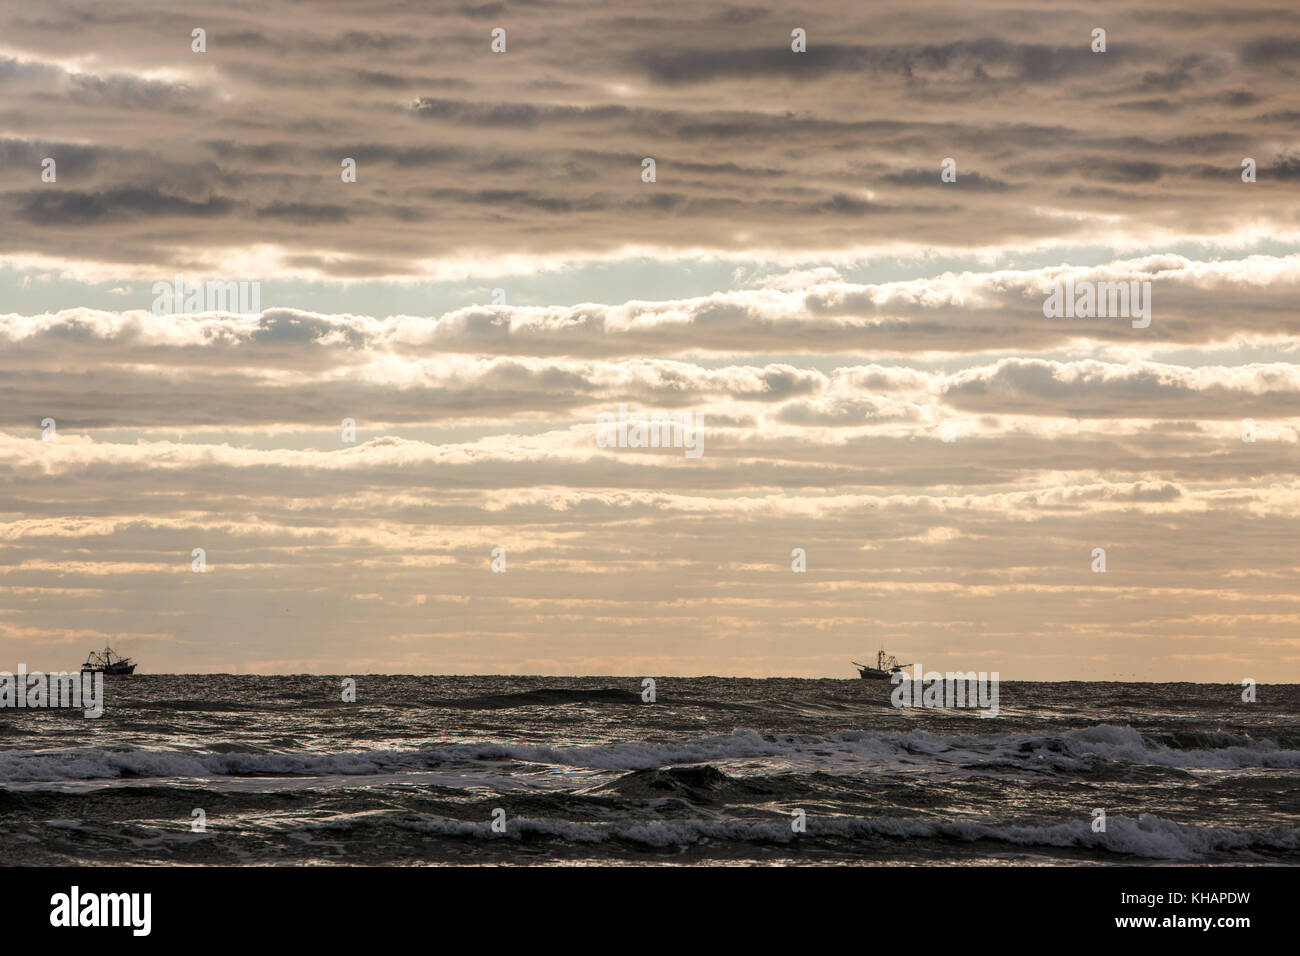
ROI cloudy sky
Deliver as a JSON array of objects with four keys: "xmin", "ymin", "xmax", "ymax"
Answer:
[{"xmin": 2, "ymin": 0, "xmax": 1299, "ymax": 678}]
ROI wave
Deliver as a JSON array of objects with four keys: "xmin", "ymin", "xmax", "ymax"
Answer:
[
  {"xmin": 429, "ymin": 687, "xmax": 645, "ymax": 709},
  {"xmin": 1058, "ymin": 724, "xmax": 1300, "ymax": 768},
  {"xmin": 1, "ymin": 724, "xmax": 1298, "ymax": 783},
  {"xmin": 589, "ymin": 764, "xmax": 785, "ymax": 801},
  {"xmin": 280, "ymin": 810, "xmax": 1300, "ymax": 861}
]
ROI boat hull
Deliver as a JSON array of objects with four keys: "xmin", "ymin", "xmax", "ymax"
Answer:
[
  {"xmin": 857, "ymin": 668, "xmax": 892, "ymax": 680},
  {"xmin": 81, "ymin": 663, "xmax": 135, "ymax": 675}
]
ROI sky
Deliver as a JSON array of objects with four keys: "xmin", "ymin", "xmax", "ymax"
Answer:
[{"xmin": 2, "ymin": 0, "xmax": 1299, "ymax": 679}]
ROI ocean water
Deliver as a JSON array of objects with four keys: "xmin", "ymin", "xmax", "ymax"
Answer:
[{"xmin": 1, "ymin": 676, "xmax": 1297, "ymax": 866}]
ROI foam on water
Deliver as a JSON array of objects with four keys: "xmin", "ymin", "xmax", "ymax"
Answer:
[
  {"xmin": 2, "ymin": 678, "xmax": 1296, "ymax": 864},
  {"xmin": 2, "ymin": 724, "xmax": 1298, "ymax": 783}
]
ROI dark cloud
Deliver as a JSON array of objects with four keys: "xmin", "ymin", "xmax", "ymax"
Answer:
[
  {"xmin": 881, "ymin": 168, "xmax": 1016, "ymax": 191},
  {"xmin": 1239, "ymin": 37, "xmax": 1300, "ymax": 63},
  {"xmin": 638, "ymin": 38, "xmax": 1134, "ymax": 85},
  {"xmin": 256, "ymin": 201, "xmax": 350, "ymax": 224},
  {"xmin": 12, "ymin": 188, "xmax": 236, "ymax": 225}
]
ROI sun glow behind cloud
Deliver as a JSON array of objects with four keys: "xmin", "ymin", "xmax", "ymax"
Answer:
[{"xmin": 1, "ymin": 0, "xmax": 1298, "ymax": 677}]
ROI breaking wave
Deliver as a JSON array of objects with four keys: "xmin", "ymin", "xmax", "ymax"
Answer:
[
  {"xmin": 1, "ymin": 724, "xmax": 1298, "ymax": 783},
  {"xmin": 282, "ymin": 810, "xmax": 1300, "ymax": 861}
]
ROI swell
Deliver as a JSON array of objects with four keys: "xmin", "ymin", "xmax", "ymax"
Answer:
[
  {"xmin": 2, "ymin": 724, "xmax": 1298, "ymax": 783},
  {"xmin": 428, "ymin": 687, "xmax": 645, "ymax": 709},
  {"xmin": 99, "ymin": 810, "xmax": 1300, "ymax": 862}
]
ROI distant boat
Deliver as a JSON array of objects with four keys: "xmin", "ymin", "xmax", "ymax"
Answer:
[
  {"xmin": 852, "ymin": 649, "xmax": 909, "ymax": 680},
  {"xmin": 81, "ymin": 644, "xmax": 136, "ymax": 675}
]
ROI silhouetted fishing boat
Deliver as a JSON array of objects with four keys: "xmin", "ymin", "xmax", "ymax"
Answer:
[
  {"xmin": 81, "ymin": 644, "xmax": 136, "ymax": 675},
  {"xmin": 852, "ymin": 650, "xmax": 909, "ymax": 680}
]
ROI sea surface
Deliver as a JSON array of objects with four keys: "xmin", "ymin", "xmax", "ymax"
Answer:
[{"xmin": 1, "ymin": 676, "xmax": 1297, "ymax": 866}]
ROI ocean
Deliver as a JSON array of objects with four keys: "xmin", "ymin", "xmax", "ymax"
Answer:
[{"xmin": 1, "ymin": 676, "xmax": 1297, "ymax": 866}]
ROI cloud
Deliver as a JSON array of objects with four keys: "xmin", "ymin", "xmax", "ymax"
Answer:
[
  {"xmin": 2, "ymin": 1, "xmax": 1299, "ymax": 678},
  {"xmin": 2, "ymin": 1, "xmax": 1299, "ymax": 278}
]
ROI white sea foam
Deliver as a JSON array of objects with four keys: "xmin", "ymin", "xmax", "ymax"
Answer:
[
  {"xmin": 292, "ymin": 811, "xmax": 1300, "ymax": 861},
  {"xmin": 0, "ymin": 724, "xmax": 1296, "ymax": 783}
]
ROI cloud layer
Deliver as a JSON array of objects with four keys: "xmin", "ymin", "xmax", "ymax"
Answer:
[
  {"xmin": 1, "ymin": 1, "xmax": 1298, "ymax": 678},
  {"xmin": 3, "ymin": 1, "xmax": 1300, "ymax": 276}
]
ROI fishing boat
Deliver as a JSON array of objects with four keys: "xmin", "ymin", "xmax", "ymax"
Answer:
[
  {"xmin": 852, "ymin": 650, "xmax": 909, "ymax": 680},
  {"xmin": 81, "ymin": 644, "xmax": 136, "ymax": 675}
]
